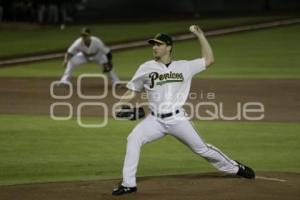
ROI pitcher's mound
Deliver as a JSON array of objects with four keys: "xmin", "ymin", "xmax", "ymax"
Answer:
[{"xmin": 0, "ymin": 172, "xmax": 299, "ymax": 200}]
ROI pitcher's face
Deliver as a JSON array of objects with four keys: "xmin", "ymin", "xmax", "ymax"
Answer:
[{"xmin": 152, "ymin": 43, "xmax": 170, "ymax": 59}]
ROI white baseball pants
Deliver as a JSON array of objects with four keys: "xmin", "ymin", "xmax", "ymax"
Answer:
[
  {"xmin": 60, "ymin": 52, "xmax": 120, "ymax": 84},
  {"xmin": 122, "ymin": 111, "xmax": 239, "ymax": 187}
]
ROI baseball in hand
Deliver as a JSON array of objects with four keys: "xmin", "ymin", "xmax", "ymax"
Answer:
[{"xmin": 189, "ymin": 25, "xmax": 197, "ymax": 33}]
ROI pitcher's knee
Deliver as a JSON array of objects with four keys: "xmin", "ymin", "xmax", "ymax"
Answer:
[
  {"xmin": 127, "ymin": 133, "xmax": 134, "ymax": 142},
  {"xmin": 127, "ymin": 132, "xmax": 148, "ymax": 147},
  {"xmin": 127, "ymin": 133, "xmax": 140, "ymax": 144},
  {"xmin": 193, "ymin": 146, "xmax": 210, "ymax": 156}
]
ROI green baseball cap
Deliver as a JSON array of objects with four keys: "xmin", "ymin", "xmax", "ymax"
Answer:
[
  {"xmin": 81, "ymin": 27, "xmax": 91, "ymax": 36},
  {"xmin": 148, "ymin": 33, "xmax": 173, "ymax": 46}
]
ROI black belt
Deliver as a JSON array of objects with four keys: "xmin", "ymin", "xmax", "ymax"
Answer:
[{"xmin": 150, "ymin": 110, "xmax": 180, "ymax": 119}]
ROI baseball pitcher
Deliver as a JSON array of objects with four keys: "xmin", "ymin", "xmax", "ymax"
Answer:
[{"xmin": 112, "ymin": 25, "xmax": 255, "ymax": 196}]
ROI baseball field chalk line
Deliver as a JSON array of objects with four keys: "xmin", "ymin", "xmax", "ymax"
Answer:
[{"xmin": 256, "ymin": 176, "xmax": 287, "ymax": 182}]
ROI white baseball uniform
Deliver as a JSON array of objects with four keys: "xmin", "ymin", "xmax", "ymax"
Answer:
[
  {"xmin": 59, "ymin": 36, "xmax": 119, "ymax": 84},
  {"xmin": 121, "ymin": 58, "xmax": 239, "ymax": 187}
]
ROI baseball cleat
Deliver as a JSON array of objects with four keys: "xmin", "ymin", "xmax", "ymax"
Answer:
[
  {"xmin": 112, "ymin": 185, "xmax": 137, "ymax": 196},
  {"xmin": 114, "ymin": 83, "xmax": 126, "ymax": 89},
  {"xmin": 56, "ymin": 81, "xmax": 70, "ymax": 87},
  {"xmin": 235, "ymin": 161, "xmax": 255, "ymax": 179}
]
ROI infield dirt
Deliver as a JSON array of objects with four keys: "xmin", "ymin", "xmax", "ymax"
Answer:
[{"xmin": 0, "ymin": 77, "xmax": 299, "ymax": 122}]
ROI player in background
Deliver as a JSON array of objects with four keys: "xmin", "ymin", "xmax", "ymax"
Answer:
[
  {"xmin": 58, "ymin": 28, "xmax": 120, "ymax": 86},
  {"xmin": 112, "ymin": 25, "xmax": 255, "ymax": 196}
]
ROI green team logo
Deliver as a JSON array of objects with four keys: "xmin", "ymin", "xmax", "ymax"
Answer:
[{"xmin": 149, "ymin": 71, "xmax": 184, "ymax": 88}]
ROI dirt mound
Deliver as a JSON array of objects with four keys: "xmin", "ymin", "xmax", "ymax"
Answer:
[{"xmin": 0, "ymin": 172, "xmax": 299, "ymax": 200}]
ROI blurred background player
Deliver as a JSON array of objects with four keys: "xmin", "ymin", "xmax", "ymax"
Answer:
[{"xmin": 58, "ymin": 27, "xmax": 120, "ymax": 86}]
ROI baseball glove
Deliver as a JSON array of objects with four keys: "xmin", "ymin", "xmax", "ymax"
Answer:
[
  {"xmin": 103, "ymin": 61, "xmax": 113, "ymax": 73},
  {"xmin": 116, "ymin": 105, "xmax": 145, "ymax": 120}
]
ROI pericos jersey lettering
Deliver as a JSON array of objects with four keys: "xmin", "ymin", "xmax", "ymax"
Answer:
[{"xmin": 149, "ymin": 71, "xmax": 184, "ymax": 88}]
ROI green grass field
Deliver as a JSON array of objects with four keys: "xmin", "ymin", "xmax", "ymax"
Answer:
[
  {"xmin": 0, "ymin": 15, "xmax": 288, "ymax": 57},
  {"xmin": 1, "ymin": 24, "xmax": 300, "ymax": 79},
  {"xmin": 0, "ymin": 115, "xmax": 299, "ymax": 186}
]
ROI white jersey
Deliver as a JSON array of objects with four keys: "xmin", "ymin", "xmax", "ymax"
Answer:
[
  {"xmin": 126, "ymin": 58, "xmax": 206, "ymax": 113},
  {"xmin": 67, "ymin": 36, "xmax": 110, "ymax": 57},
  {"xmin": 59, "ymin": 35, "xmax": 120, "ymax": 84}
]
